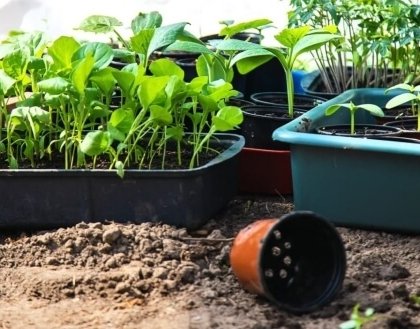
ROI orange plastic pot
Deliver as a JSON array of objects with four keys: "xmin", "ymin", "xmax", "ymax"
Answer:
[{"xmin": 230, "ymin": 211, "xmax": 346, "ymax": 313}]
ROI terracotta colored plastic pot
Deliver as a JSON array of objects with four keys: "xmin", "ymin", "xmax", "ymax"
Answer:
[{"xmin": 230, "ymin": 211, "xmax": 346, "ymax": 313}]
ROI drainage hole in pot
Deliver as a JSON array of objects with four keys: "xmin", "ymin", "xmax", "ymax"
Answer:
[
  {"xmin": 283, "ymin": 256, "xmax": 292, "ymax": 266},
  {"xmin": 279, "ymin": 269, "xmax": 288, "ymax": 279},
  {"xmin": 265, "ymin": 269, "xmax": 274, "ymax": 278},
  {"xmin": 273, "ymin": 230, "xmax": 282, "ymax": 240},
  {"xmin": 284, "ymin": 241, "xmax": 292, "ymax": 249},
  {"xmin": 272, "ymin": 246, "xmax": 282, "ymax": 256}
]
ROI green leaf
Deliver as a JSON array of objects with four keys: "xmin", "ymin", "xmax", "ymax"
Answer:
[
  {"xmin": 71, "ymin": 53, "xmax": 95, "ymax": 95},
  {"xmin": 149, "ymin": 58, "xmax": 184, "ymax": 79},
  {"xmin": 150, "ymin": 105, "xmax": 172, "ymax": 126},
  {"xmin": 138, "ymin": 76, "xmax": 169, "ymax": 109},
  {"xmin": 219, "ymin": 18, "xmax": 272, "ymax": 38},
  {"xmin": 147, "ymin": 22, "xmax": 189, "ymax": 59},
  {"xmin": 215, "ymin": 39, "xmax": 262, "ymax": 51},
  {"xmin": 358, "ymin": 104, "xmax": 384, "ymax": 117},
  {"xmin": 72, "ymin": 42, "xmax": 114, "ymax": 70},
  {"xmin": 130, "ymin": 29, "xmax": 155, "ymax": 56},
  {"xmin": 166, "ymin": 126, "xmax": 183, "ymax": 141},
  {"xmin": 3, "ymin": 49, "xmax": 29, "ymax": 80},
  {"xmin": 212, "ymin": 106, "xmax": 243, "ymax": 131},
  {"xmin": 325, "ymin": 104, "xmax": 345, "ymax": 116},
  {"xmin": 165, "ymin": 40, "xmax": 213, "ymax": 55},
  {"xmin": 48, "ymin": 36, "xmax": 80, "ymax": 72},
  {"xmin": 76, "ymin": 15, "xmax": 122, "ymax": 33},
  {"xmin": 90, "ymin": 67, "xmax": 117, "ymax": 96},
  {"xmin": 275, "ymin": 26, "xmax": 311, "ymax": 48},
  {"xmin": 109, "ymin": 108, "xmax": 134, "ymax": 133},
  {"xmin": 385, "ymin": 83, "xmax": 413, "ymax": 93},
  {"xmin": 0, "ymin": 70, "xmax": 16, "ymax": 95},
  {"xmin": 292, "ymin": 32, "xmax": 341, "ymax": 63},
  {"xmin": 339, "ymin": 320, "xmax": 357, "ymax": 329},
  {"xmin": 112, "ymin": 70, "xmax": 135, "ymax": 97},
  {"xmin": 115, "ymin": 160, "xmax": 124, "ymax": 178},
  {"xmin": 131, "ymin": 11, "xmax": 162, "ymax": 34},
  {"xmin": 38, "ymin": 77, "xmax": 70, "ymax": 94},
  {"xmin": 386, "ymin": 93, "xmax": 417, "ymax": 108},
  {"xmin": 231, "ymin": 48, "xmax": 274, "ymax": 74},
  {"xmin": 80, "ymin": 130, "xmax": 111, "ymax": 156}
]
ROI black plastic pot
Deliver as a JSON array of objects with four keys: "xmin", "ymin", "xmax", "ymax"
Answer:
[
  {"xmin": 300, "ymin": 70, "xmax": 339, "ymax": 100},
  {"xmin": 230, "ymin": 211, "xmax": 347, "ymax": 313},
  {"xmin": 383, "ymin": 118, "xmax": 420, "ymax": 139},
  {"xmin": 200, "ymin": 32, "xmax": 264, "ymax": 45},
  {"xmin": 317, "ymin": 124, "xmax": 401, "ymax": 137},
  {"xmin": 250, "ymin": 92, "xmax": 326, "ymax": 110},
  {"xmin": 241, "ymin": 105, "xmax": 302, "ymax": 150},
  {"xmin": 0, "ymin": 134, "xmax": 244, "ymax": 230}
]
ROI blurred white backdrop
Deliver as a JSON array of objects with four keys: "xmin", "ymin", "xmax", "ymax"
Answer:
[{"xmin": 0, "ymin": 0, "xmax": 290, "ymax": 44}]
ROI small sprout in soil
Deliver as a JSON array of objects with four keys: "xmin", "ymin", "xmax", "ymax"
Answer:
[
  {"xmin": 410, "ymin": 294, "xmax": 420, "ymax": 305},
  {"xmin": 325, "ymin": 102, "xmax": 384, "ymax": 135},
  {"xmin": 339, "ymin": 304, "xmax": 375, "ymax": 329}
]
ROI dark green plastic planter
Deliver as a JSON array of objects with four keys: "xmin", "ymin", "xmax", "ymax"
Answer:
[
  {"xmin": 272, "ymin": 88, "xmax": 420, "ymax": 233},
  {"xmin": 0, "ymin": 134, "xmax": 244, "ymax": 230}
]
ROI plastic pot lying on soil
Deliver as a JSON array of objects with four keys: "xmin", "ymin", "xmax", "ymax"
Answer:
[{"xmin": 230, "ymin": 211, "xmax": 346, "ymax": 313}]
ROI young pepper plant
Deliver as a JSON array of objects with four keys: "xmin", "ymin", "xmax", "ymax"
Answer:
[
  {"xmin": 324, "ymin": 102, "xmax": 385, "ymax": 135},
  {"xmin": 385, "ymin": 83, "xmax": 420, "ymax": 131},
  {"xmin": 165, "ymin": 18, "xmax": 273, "ymax": 84},
  {"xmin": 231, "ymin": 25, "xmax": 342, "ymax": 118},
  {"xmin": 76, "ymin": 11, "xmax": 189, "ymax": 72}
]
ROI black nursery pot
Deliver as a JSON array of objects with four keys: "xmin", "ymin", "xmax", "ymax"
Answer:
[
  {"xmin": 384, "ymin": 118, "xmax": 420, "ymax": 139},
  {"xmin": 241, "ymin": 105, "xmax": 303, "ymax": 150},
  {"xmin": 317, "ymin": 124, "xmax": 401, "ymax": 137},
  {"xmin": 230, "ymin": 211, "xmax": 347, "ymax": 314},
  {"xmin": 250, "ymin": 92, "xmax": 327, "ymax": 110}
]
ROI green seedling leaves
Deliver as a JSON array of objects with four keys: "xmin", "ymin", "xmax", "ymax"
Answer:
[
  {"xmin": 3, "ymin": 49, "xmax": 30, "ymax": 81},
  {"xmin": 131, "ymin": 11, "xmax": 162, "ymax": 34},
  {"xmin": 149, "ymin": 58, "xmax": 184, "ymax": 80},
  {"xmin": 112, "ymin": 70, "xmax": 136, "ymax": 97},
  {"xmin": 325, "ymin": 102, "xmax": 384, "ymax": 117},
  {"xmin": 325, "ymin": 102, "xmax": 384, "ymax": 135},
  {"xmin": 138, "ymin": 76, "xmax": 169, "ymax": 109},
  {"xmin": 48, "ymin": 36, "xmax": 80, "ymax": 72},
  {"xmin": 276, "ymin": 26, "xmax": 311, "ymax": 48},
  {"xmin": 90, "ymin": 67, "xmax": 117, "ymax": 96},
  {"xmin": 109, "ymin": 108, "xmax": 134, "ymax": 134},
  {"xmin": 165, "ymin": 40, "xmax": 213, "ymax": 55},
  {"xmin": 72, "ymin": 42, "xmax": 114, "ymax": 70},
  {"xmin": 38, "ymin": 77, "xmax": 70, "ymax": 94},
  {"xmin": 76, "ymin": 15, "xmax": 123, "ymax": 33},
  {"xmin": 147, "ymin": 22, "xmax": 189, "ymax": 59},
  {"xmin": 0, "ymin": 70, "xmax": 16, "ymax": 95},
  {"xmin": 219, "ymin": 18, "xmax": 272, "ymax": 38},
  {"xmin": 231, "ymin": 48, "xmax": 274, "ymax": 74},
  {"xmin": 150, "ymin": 105, "xmax": 173, "ymax": 126},
  {"xmin": 215, "ymin": 39, "xmax": 262, "ymax": 51},
  {"xmin": 80, "ymin": 130, "xmax": 112, "ymax": 156},
  {"xmin": 212, "ymin": 106, "xmax": 243, "ymax": 131},
  {"xmin": 130, "ymin": 29, "xmax": 154, "ymax": 57},
  {"xmin": 71, "ymin": 53, "xmax": 95, "ymax": 95},
  {"xmin": 386, "ymin": 93, "xmax": 418, "ymax": 109},
  {"xmin": 339, "ymin": 304, "xmax": 375, "ymax": 329}
]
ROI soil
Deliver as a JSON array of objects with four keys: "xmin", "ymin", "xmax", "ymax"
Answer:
[{"xmin": 0, "ymin": 194, "xmax": 419, "ymax": 329}]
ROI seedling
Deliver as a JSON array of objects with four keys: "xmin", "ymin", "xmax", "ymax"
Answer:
[
  {"xmin": 232, "ymin": 25, "xmax": 341, "ymax": 118},
  {"xmin": 410, "ymin": 294, "xmax": 420, "ymax": 305},
  {"xmin": 339, "ymin": 304, "xmax": 375, "ymax": 329},
  {"xmin": 324, "ymin": 102, "xmax": 384, "ymax": 135},
  {"xmin": 385, "ymin": 83, "xmax": 420, "ymax": 131}
]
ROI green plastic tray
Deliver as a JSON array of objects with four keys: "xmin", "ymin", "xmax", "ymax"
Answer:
[{"xmin": 273, "ymin": 88, "xmax": 420, "ymax": 233}]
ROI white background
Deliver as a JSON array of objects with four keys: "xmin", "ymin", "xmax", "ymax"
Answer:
[{"xmin": 0, "ymin": 0, "xmax": 291, "ymax": 45}]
